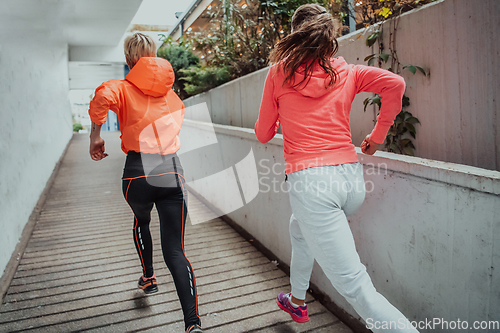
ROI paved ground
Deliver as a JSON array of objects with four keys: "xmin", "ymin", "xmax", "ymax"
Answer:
[{"xmin": 0, "ymin": 132, "xmax": 352, "ymax": 333}]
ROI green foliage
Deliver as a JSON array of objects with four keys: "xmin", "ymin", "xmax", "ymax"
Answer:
[
  {"xmin": 180, "ymin": 66, "xmax": 231, "ymax": 96},
  {"xmin": 167, "ymin": 0, "xmax": 343, "ymax": 96},
  {"xmin": 361, "ymin": 1, "xmax": 432, "ymax": 156},
  {"xmin": 363, "ymin": 94, "xmax": 420, "ymax": 156},
  {"xmin": 355, "ymin": 0, "xmax": 436, "ymax": 28},
  {"xmin": 403, "ymin": 64, "xmax": 426, "ymax": 75},
  {"xmin": 162, "ymin": 0, "xmax": 435, "ymax": 98},
  {"xmin": 366, "ymin": 31, "xmax": 380, "ymax": 47},
  {"xmin": 73, "ymin": 123, "xmax": 83, "ymax": 132},
  {"xmin": 385, "ymin": 96, "xmax": 421, "ymax": 155},
  {"xmin": 157, "ymin": 36, "xmax": 200, "ymax": 99},
  {"xmin": 364, "ymin": 53, "xmax": 390, "ymax": 66},
  {"xmin": 363, "ymin": 95, "xmax": 381, "ymax": 112}
]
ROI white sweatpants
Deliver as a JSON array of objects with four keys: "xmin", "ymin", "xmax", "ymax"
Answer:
[{"xmin": 287, "ymin": 163, "xmax": 418, "ymax": 333}]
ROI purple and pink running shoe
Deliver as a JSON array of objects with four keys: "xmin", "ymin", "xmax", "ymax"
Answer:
[{"xmin": 276, "ymin": 292, "xmax": 310, "ymax": 323}]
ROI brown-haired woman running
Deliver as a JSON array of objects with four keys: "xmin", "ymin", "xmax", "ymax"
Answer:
[{"xmin": 255, "ymin": 4, "xmax": 419, "ymax": 333}]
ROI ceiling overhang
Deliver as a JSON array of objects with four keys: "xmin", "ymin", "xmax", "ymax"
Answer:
[{"xmin": 0, "ymin": 0, "xmax": 143, "ymax": 46}]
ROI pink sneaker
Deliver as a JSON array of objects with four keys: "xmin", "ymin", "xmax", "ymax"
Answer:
[{"xmin": 276, "ymin": 292, "xmax": 309, "ymax": 323}]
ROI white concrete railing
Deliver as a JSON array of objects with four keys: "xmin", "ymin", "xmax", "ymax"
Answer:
[
  {"xmin": 183, "ymin": 0, "xmax": 500, "ymax": 171},
  {"xmin": 179, "ymin": 119, "xmax": 500, "ymax": 331}
]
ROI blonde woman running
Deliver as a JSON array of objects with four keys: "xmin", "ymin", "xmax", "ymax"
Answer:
[{"xmin": 89, "ymin": 33, "xmax": 202, "ymax": 333}]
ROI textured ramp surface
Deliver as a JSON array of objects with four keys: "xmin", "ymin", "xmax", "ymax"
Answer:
[{"xmin": 0, "ymin": 132, "xmax": 352, "ymax": 333}]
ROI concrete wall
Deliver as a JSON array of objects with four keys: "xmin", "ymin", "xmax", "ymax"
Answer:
[
  {"xmin": 184, "ymin": 66, "xmax": 269, "ymax": 128},
  {"xmin": 180, "ymin": 119, "xmax": 500, "ymax": 332},
  {"xmin": 69, "ymin": 30, "xmax": 169, "ymax": 63},
  {"xmin": 341, "ymin": 0, "xmax": 500, "ymax": 172},
  {"xmin": 0, "ymin": 37, "xmax": 73, "ymax": 276},
  {"xmin": 183, "ymin": 0, "xmax": 500, "ymax": 171}
]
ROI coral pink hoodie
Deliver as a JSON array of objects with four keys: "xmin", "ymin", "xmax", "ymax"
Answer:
[{"xmin": 254, "ymin": 56, "xmax": 405, "ymax": 174}]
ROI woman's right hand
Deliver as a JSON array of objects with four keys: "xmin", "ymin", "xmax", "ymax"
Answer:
[
  {"xmin": 90, "ymin": 137, "xmax": 108, "ymax": 161},
  {"xmin": 361, "ymin": 134, "xmax": 380, "ymax": 155}
]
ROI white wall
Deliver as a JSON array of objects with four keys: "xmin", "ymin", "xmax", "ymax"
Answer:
[
  {"xmin": 0, "ymin": 0, "xmax": 143, "ymax": 282},
  {"xmin": 180, "ymin": 119, "xmax": 500, "ymax": 332},
  {"xmin": 69, "ymin": 30, "xmax": 170, "ymax": 63},
  {"xmin": 69, "ymin": 62, "xmax": 126, "ymax": 90},
  {"xmin": 183, "ymin": 0, "xmax": 500, "ymax": 171},
  {"xmin": 0, "ymin": 37, "xmax": 73, "ymax": 275}
]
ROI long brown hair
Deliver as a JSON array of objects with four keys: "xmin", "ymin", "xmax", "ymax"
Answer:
[{"xmin": 269, "ymin": 4, "xmax": 339, "ymax": 89}]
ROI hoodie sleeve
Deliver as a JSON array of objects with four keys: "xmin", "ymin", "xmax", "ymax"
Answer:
[
  {"xmin": 354, "ymin": 65, "xmax": 406, "ymax": 144},
  {"xmin": 255, "ymin": 67, "xmax": 280, "ymax": 143},
  {"xmin": 88, "ymin": 80, "xmax": 121, "ymax": 125}
]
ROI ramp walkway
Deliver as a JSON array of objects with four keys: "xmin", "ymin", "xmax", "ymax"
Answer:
[{"xmin": 0, "ymin": 132, "xmax": 352, "ymax": 333}]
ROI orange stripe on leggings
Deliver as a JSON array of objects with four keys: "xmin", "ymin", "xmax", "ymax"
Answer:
[
  {"xmin": 133, "ymin": 215, "xmax": 147, "ymax": 275},
  {"xmin": 122, "ymin": 172, "xmax": 178, "ymax": 181},
  {"xmin": 125, "ymin": 179, "xmax": 147, "ymax": 276},
  {"xmin": 177, "ymin": 174, "xmax": 201, "ymax": 325},
  {"xmin": 124, "ymin": 172, "xmax": 200, "ymax": 324}
]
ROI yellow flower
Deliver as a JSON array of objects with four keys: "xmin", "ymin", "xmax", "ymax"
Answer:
[{"xmin": 379, "ymin": 7, "xmax": 392, "ymax": 18}]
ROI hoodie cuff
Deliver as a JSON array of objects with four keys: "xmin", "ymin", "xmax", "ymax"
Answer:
[
  {"xmin": 89, "ymin": 114, "xmax": 107, "ymax": 126},
  {"xmin": 370, "ymin": 123, "xmax": 390, "ymax": 145}
]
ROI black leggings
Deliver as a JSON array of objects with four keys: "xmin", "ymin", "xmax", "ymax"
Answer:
[{"xmin": 122, "ymin": 152, "xmax": 200, "ymax": 329}]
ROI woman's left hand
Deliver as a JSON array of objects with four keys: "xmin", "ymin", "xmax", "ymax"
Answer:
[{"xmin": 361, "ymin": 135, "xmax": 380, "ymax": 155}]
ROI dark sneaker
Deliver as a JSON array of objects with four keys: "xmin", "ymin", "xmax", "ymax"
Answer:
[
  {"xmin": 276, "ymin": 292, "xmax": 309, "ymax": 323},
  {"xmin": 138, "ymin": 274, "xmax": 158, "ymax": 294},
  {"xmin": 186, "ymin": 324, "xmax": 203, "ymax": 333}
]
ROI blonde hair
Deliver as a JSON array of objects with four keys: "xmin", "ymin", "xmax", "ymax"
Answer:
[{"xmin": 124, "ymin": 33, "xmax": 157, "ymax": 69}]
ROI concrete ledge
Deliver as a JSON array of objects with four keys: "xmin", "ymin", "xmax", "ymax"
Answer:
[
  {"xmin": 184, "ymin": 118, "xmax": 284, "ymax": 146},
  {"xmin": 180, "ymin": 119, "xmax": 500, "ymax": 325},
  {"xmin": 357, "ymin": 151, "xmax": 500, "ymax": 196},
  {"xmin": 183, "ymin": 119, "xmax": 500, "ymax": 195}
]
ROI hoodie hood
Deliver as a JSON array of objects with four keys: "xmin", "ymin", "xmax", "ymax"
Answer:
[
  {"xmin": 293, "ymin": 57, "xmax": 350, "ymax": 98},
  {"xmin": 125, "ymin": 57, "xmax": 174, "ymax": 97}
]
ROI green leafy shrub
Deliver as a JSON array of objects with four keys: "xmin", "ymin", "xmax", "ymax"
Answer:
[
  {"xmin": 386, "ymin": 109, "xmax": 420, "ymax": 155},
  {"xmin": 157, "ymin": 37, "xmax": 200, "ymax": 99},
  {"xmin": 73, "ymin": 123, "xmax": 83, "ymax": 132},
  {"xmin": 361, "ymin": 1, "xmax": 431, "ymax": 156},
  {"xmin": 162, "ymin": 0, "xmax": 436, "ymax": 98},
  {"xmin": 172, "ymin": 0, "xmax": 341, "ymax": 93},
  {"xmin": 364, "ymin": 93, "xmax": 421, "ymax": 156},
  {"xmin": 353, "ymin": 0, "xmax": 436, "ymax": 29},
  {"xmin": 180, "ymin": 66, "xmax": 231, "ymax": 96}
]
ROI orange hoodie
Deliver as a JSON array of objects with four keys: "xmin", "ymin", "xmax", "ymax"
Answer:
[
  {"xmin": 255, "ymin": 57, "xmax": 405, "ymax": 174},
  {"xmin": 88, "ymin": 57, "xmax": 184, "ymax": 155}
]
